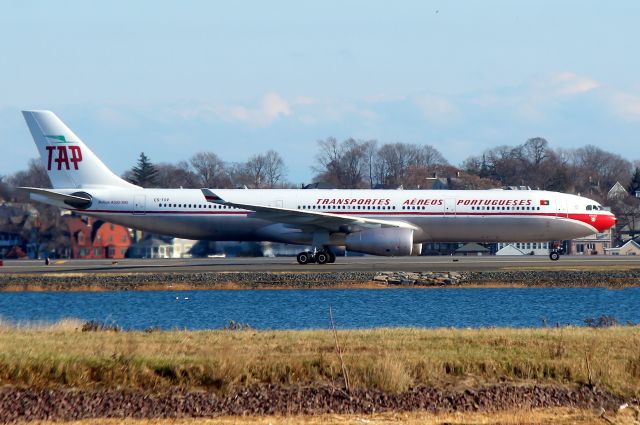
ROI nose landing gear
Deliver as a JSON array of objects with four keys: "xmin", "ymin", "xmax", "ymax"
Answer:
[
  {"xmin": 549, "ymin": 241, "xmax": 565, "ymax": 261},
  {"xmin": 296, "ymin": 249, "xmax": 336, "ymax": 265}
]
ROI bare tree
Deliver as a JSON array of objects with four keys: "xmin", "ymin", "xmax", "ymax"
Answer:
[
  {"xmin": 567, "ymin": 145, "xmax": 632, "ymax": 200},
  {"xmin": 190, "ymin": 152, "xmax": 231, "ymax": 188},
  {"xmin": 361, "ymin": 140, "xmax": 378, "ymax": 189},
  {"xmin": 313, "ymin": 138, "xmax": 370, "ymax": 188},
  {"xmin": 373, "ymin": 143, "xmax": 413, "ymax": 187},
  {"xmin": 373, "ymin": 143, "xmax": 448, "ymax": 188},
  {"xmin": 262, "ymin": 150, "xmax": 287, "ymax": 188},
  {"xmin": 611, "ymin": 196, "xmax": 640, "ymax": 241},
  {"xmin": 313, "ymin": 137, "xmax": 342, "ymax": 186},
  {"xmin": 7, "ymin": 159, "xmax": 51, "ymax": 189},
  {"xmin": 243, "ymin": 153, "xmax": 268, "ymax": 188},
  {"xmin": 463, "ymin": 140, "xmax": 565, "ymax": 190},
  {"xmin": 155, "ymin": 162, "xmax": 199, "ymax": 188},
  {"xmin": 521, "ymin": 137, "xmax": 550, "ymax": 166}
]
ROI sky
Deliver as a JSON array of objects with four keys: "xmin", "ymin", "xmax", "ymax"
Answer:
[{"xmin": 1, "ymin": 1, "xmax": 640, "ymax": 184}]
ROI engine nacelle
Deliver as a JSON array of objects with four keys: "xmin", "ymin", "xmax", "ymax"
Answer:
[
  {"xmin": 345, "ymin": 228, "xmax": 414, "ymax": 256},
  {"xmin": 411, "ymin": 243, "xmax": 422, "ymax": 256}
]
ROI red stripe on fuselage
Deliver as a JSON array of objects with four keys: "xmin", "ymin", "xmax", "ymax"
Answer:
[{"xmin": 69, "ymin": 208, "xmax": 615, "ymax": 231}]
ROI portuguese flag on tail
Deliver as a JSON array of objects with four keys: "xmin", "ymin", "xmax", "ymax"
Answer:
[{"xmin": 540, "ymin": 200, "xmax": 550, "ymax": 205}]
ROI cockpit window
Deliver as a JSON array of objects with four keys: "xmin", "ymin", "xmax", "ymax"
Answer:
[{"xmin": 586, "ymin": 205, "xmax": 592, "ymax": 211}]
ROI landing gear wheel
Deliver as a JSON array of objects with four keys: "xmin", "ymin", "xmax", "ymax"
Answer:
[
  {"xmin": 327, "ymin": 251, "xmax": 336, "ymax": 263},
  {"xmin": 316, "ymin": 251, "xmax": 330, "ymax": 265},
  {"xmin": 297, "ymin": 251, "xmax": 311, "ymax": 265},
  {"xmin": 549, "ymin": 251, "xmax": 560, "ymax": 261}
]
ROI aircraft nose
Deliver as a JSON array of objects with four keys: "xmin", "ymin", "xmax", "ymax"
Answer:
[{"xmin": 595, "ymin": 213, "xmax": 617, "ymax": 232}]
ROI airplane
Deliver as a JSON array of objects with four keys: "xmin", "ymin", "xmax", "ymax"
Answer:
[{"xmin": 19, "ymin": 110, "xmax": 617, "ymax": 264}]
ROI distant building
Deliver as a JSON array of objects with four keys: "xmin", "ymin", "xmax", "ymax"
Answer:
[
  {"xmin": 606, "ymin": 239, "xmax": 640, "ymax": 256},
  {"xmin": 422, "ymin": 177, "xmax": 450, "ymax": 190},
  {"xmin": 454, "ymin": 242, "xmax": 490, "ymax": 256},
  {"xmin": 619, "ymin": 220, "xmax": 640, "ymax": 241},
  {"xmin": 422, "ymin": 242, "xmax": 464, "ymax": 256},
  {"xmin": 566, "ymin": 229, "xmax": 613, "ymax": 255},
  {"xmin": 64, "ymin": 215, "xmax": 131, "ymax": 259},
  {"xmin": 0, "ymin": 202, "xmax": 39, "ymax": 258},
  {"xmin": 495, "ymin": 242, "xmax": 550, "ymax": 256},
  {"xmin": 128, "ymin": 235, "xmax": 195, "ymax": 258},
  {"xmin": 0, "ymin": 231, "xmax": 25, "ymax": 258},
  {"xmin": 608, "ymin": 182, "xmax": 628, "ymax": 200}
]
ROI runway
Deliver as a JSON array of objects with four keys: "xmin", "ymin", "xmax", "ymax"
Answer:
[{"xmin": 2, "ymin": 255, "xmax": 640, "ymax": 274}]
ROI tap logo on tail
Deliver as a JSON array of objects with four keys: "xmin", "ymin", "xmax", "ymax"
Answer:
[{"xmin": 44, "ymin": 134, "xmax": 82, "ymax": 170}]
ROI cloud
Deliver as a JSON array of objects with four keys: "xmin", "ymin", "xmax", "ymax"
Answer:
[
  {"xmin": 609, "ymin": 92, "xmax": 640, "ymax": 122},
  {"xmin": 513, "ymin": 72, "xmax": 600, "ymax": 121},
  {"xmin": 545, "ymin": 72, "xmax": 599, "ymax": 96},
  {"xmin": 260, "ymin": 93, "xmax": 291, "ymax": 122},
  {"xmin": 173, "ymin": 93, "xmax": 292, "ymax": 126},
  {"xmin": 94, "ymin": 107, "xmax": 137, "ymax": 127},
  {"xmin": 413, "ymin": 95, "xmax": 459, "ymax": 124},
  {"xmin": 217, "ymin": 93, "xmax": 291, "ymax": 125},
  {"xmin": 168, "ymin": 93, "xmax": 384, "ymax": 128}
]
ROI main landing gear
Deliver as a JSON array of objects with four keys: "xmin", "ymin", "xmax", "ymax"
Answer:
[{"xmin": 296, "ymin": 249, "xmax": 336, "ymax": 265}]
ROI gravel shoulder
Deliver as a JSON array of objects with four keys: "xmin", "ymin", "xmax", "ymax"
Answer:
[
  {"xmin": 0, "ymin": 384, "xmax": 635, "ymax": 422},
  {"xmin": 1, "ymin": 269, "xmax": 640, "ymax": 291}
]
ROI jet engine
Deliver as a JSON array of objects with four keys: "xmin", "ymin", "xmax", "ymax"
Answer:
[
  {"xmin": 65, "ymin": 191, "xmax": 93, "ymax": 209},
  {"xmin": 345, "ymin": 228, "xmax": 414, "ymax": 256}
]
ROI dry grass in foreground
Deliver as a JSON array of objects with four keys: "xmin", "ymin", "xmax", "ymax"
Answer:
[
  {"xmin": 0, "ymin": 324, "xmax": 638, "ymax": 397},
  {"xmin": 18, "ymin": 408, "xmax": 640, "ymax": 425}
]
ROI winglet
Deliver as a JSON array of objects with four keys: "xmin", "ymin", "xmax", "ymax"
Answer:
[{"xmin": 201, "ymin": 188, "xmax": 224, "ymax": 203}]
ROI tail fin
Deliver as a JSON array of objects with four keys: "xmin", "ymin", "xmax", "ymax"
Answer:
[{"xmin": 22, "ymin": 110, "xmax": 139, "ymax": 189}]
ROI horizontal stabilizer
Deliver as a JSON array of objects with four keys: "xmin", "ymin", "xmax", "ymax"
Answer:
[{"xmin": 19, "ymin": 187, "xmax": 92, "ymax": 209}]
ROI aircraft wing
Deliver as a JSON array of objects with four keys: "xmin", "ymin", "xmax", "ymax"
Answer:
[
  {"xmin": 19, "ymin": 187, "xmax": 92, "ymax": 208},
  {"xmin": 201, "ymin": 189, "xmax": 417, "ymax": 232}
]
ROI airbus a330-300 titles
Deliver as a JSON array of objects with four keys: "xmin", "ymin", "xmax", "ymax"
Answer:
[{"xmin": 19, "ymin": 110, "xmax": 616, "ymax": 264}]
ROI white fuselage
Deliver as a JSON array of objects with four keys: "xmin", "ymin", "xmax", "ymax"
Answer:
[
  {"xmin": 19, "ymin": 110, "xmax": 618, "ymax": 257},
  {"xmin": 40, "ymin": 188, "xmax": 615, "ymax": 246}
]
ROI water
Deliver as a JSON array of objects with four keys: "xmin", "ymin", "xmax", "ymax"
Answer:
[{"xmin": 0, "ymin": 288, "xmax": 638, "ymax": 330}]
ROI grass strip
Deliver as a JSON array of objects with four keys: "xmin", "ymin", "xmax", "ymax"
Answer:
[{"xmin": 0, "ymin": 322, "xmax": 638, "ymax": 397}]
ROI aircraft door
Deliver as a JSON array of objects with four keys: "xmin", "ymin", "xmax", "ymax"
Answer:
[
  {"xmin": 556, "ymin": 198, "xmax": 568, "ymax": 218},
  {"xmin": 444, "ymin": 198, "xmax": 456, "ymax": 217},
  {"xmin": 133, "ymin": 195, "xmax": 146, "ymax": 215}
]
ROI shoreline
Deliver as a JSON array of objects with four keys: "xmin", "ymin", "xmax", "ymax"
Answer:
[{"xmin": 2, "ymin": 269, "xmax": 640, "ymax": 291}]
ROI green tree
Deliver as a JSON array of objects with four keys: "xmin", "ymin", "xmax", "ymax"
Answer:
[
  {"xmin": 130, "ymin": 152, "xmax": 158, "ymax": 187},
  {"xmin": 628, "ymin": 167, "xmax": 640, "ymax": 197}
]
